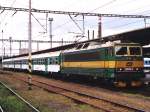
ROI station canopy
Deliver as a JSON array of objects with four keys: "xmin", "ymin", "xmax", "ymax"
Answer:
[
  {"xmin": 101, "ymin": 26, "xmax": 150, "ymax": 46},
  {"xmin": 5, "ymin": 26, "xmax": 150, "ymax": 59}
]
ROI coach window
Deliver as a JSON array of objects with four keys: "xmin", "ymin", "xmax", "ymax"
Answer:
[
  {"xmin": 41, "ymin": 59, "xmax": 43, "ymax": 64},
  {"xmin": 145, "ymin": 61, "xmax": 147, "ymax": 65},
  {"xmin": 40, "ymin": 59, "xmax": 42, "ymax": 64},
  {"xmin": 56, "ymin": 57, "xmax": 59, "ymax": 64},
  {"xmin": 43, "ymin": 58, "xmax": 46, "ymax": 64},
  {"xmin": 52, "ymin": 59, "xmax": 55, "ymax": 64},
  {"xmin": 35, "ymin": 59, "xmax": 37, "ymax": 64},
  {"xmin": 44, "ymin": 58, "xmax": 47, "ymax": 64},
  {"xmin": 41, "ymin": 59, "xmax": 42, "ymax": 64},
  {"xmin": 50, "ymin": 60, "xmax": 52, "ymax": 64},
  {"xmin": 36, "ymin": 59, "xmax": 38, "ymax": 64},
  {"xmin": 39, "ymin": 59, "xmax": 41, "ymax": 64},
  {"xmin": 55, "ymin": 58, "xmax": 57, "ymax": 64},
  {"xmin": 33, "ymin": 60, "xmax": 36, "ymax": 64},
  {"xmin": 38, "ymin": 59, "xmax": 40, "ymax": 64},
  {"xmin": 49, "ymin": 58, "xmax": 52, "ymax": 64},
  {"xmin": 39, "ymin": 59, "xmax": 40, "ymax": 64}
]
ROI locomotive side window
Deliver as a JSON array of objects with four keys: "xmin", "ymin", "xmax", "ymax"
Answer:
[
  {"xmin": 115, "ymin": 46, "xmax": 127, "ymax": 56},
  {"xmin": 129, "ymin": 47, "xmax": 141, "ymax": 56},
  {"xmin": 82, "ymin": 43, "xmax": 89, "ymax": 49},
  {"xmin": 76, "ymin": 44, "xmax": 83, "ymax": 49}
]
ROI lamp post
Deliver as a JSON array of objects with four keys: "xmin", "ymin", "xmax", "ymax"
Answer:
[{"xmin": 48, "ymin": 18, "xmax": 53, "ymax": 48}]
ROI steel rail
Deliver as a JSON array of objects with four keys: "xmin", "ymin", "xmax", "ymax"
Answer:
[
  {"xmin": 0, "ymin": 81, "xmax": 40, "ymax": 112},
  {"xmin": 15, "ymin": 76, "xmax": 146, "ymax": 112},
  {"xmin": 18, "ymin": 78, "xmax": 113, "ymax": 112},
  {"xmin": 0, "ymin": 106, "xmax": 4, "ymax": 112},
  {"xmin": 33, "ymin": 79, "xmax": 146, "ymax": 112}
]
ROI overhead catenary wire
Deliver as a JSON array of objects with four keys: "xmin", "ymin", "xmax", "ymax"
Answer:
[
  {"xmin": 103, "ymin": 6, "xmax": 150, "ymax": 25},
  {"xmin": 94, "ymin": 0, "xmax": 149, "ymax": 26},
  {"xmin": 2, "ymin": 5, "xmax": 147, "ymax": 43},
  {"xmin": 100, "ymin": 0, "xmax": 150, "ymax": 30},
  {"xmin": 97, "ymin": 0, "xmax": 139, "ymax": 12},
  {"xmin": 52, "ymin": 0, "xmax": 143, "ymax": 41},
  {"xmin": 52, "ymin": 0, "xmax": 137, "ymax": 29},
  {"xmin": 1, "ymin": 0, "xmax": 150, "ymax": 43},
  {"xmin": 106, "ymin": 11, "xmax": 150, "ymax": 29},
  {"xmin": 31, "ymin": 13, "xmax": 47, "ymax": 31},
  {"xmin": 1, "ymin": 6, "xmax": 150, "ymax": 31},
  {"xmin": 85, "ymin": 0, "xmax": 150, "ymax": 34},
  {"xmin": 53, "ymin": 0, "xmax": 138, "ymax": 31},
  {"xmin": 53, "ymin": 0, "xmax": 117, "ymax": 31},
  {"xmin": 0, "ymin": 0, "xmax": 17, "ymax": 25},
  {"xmin": 90, "ymin": 0, "xmax": 117, "ymax": 12},
  {"xmin": 52, "ymin": 0, "xmax": 145, "ymax": 33},
  {"xmin": 109, "ymin": 19, "xmax": 143, "ymax": 29}
]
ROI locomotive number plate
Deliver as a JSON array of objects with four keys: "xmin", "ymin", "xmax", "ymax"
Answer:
[{"xmin": 125, "ymin": 68, "xmax": 132, "ymax": 71}]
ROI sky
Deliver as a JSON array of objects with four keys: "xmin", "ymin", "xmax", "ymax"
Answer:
[{"xmin": 0, "ymin": 0, "xmax": 150, "ymax": 55}]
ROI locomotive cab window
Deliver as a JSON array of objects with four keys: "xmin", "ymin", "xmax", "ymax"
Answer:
[
  {"xmin": 115, "ymin": 46, "xmax": 127, "ymax": 56},
  {"xmin": 129, "ymin": 47, "xmax": 141, "ymax": 56}
]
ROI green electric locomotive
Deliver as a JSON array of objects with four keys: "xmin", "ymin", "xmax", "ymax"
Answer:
[{"xmin": 61, "ymin": 42, "xmax": 144, "ymax": 87}]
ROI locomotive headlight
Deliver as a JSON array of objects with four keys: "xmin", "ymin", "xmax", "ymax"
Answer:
[
  {"xmin": 117, "ymin": 68, "xmax": 123, "ymax": 71},
  {"xmin": 119, "ymin": 68, "xmax": 122, "ymax": 71},
  {"xmin": 136, "ymin": 68, "xmax": 139, "ymax": 71}
]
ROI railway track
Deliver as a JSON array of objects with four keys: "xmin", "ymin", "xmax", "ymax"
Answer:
[
  {"xmin": 0, "ymin": 106, "xmax": 3, "ymax": 112},
  {"xmin": 14, "ymin": 76, "xmax": 146, "ymax": 112},
  {"xmin": 0, "ymin": 81, "xmax": 40, "ymax": 112}
]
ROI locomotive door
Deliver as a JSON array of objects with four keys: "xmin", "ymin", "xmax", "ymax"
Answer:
[
  {"xmin": 104, "ymin": 48, "xmax": 113, "ymax": 78},
  {"xmin": 104, "ymin": 48, "xmax": 109, "ymax": 78}
]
